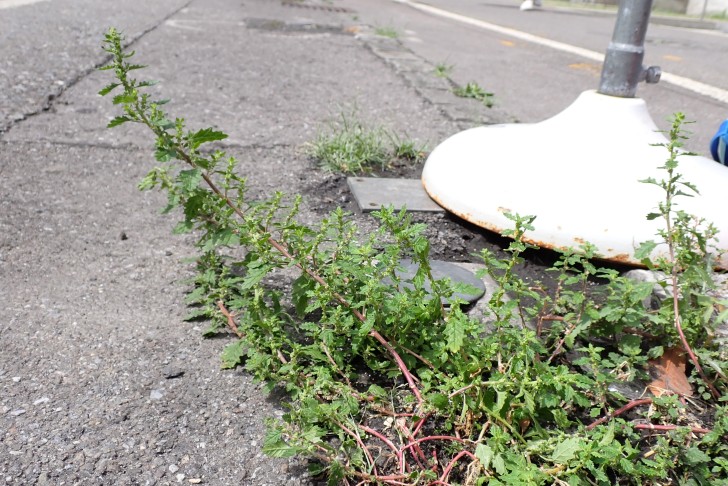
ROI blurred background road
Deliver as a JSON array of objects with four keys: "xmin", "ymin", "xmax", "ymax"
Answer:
[{"xmin": 341, "ymin": 0, "xmax": 728, "ymax": 153}]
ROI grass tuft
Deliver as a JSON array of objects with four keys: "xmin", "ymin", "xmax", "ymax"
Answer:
[
  {"xmin": 453, "ymin": 81, "xmax": 494, "ymax": 108},
  {"xmin": 308, "ymin": 114, "xmax": 426, "ymax": 175}
]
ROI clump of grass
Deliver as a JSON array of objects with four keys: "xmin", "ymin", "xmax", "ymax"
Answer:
[
  {"xmin": 308, "ymin": 114, "xmax": 426, "ymax": 175},
  {"xmin": 453, "ymin": 81, "xmax": 494, "ymax": 108},
  {"xmin": 374, "ymin": 26, "xmax": 398, "ymax": 38},
  {"xmin": 433, "ymin": 62, "xmax": 453, "ymax": 78}
]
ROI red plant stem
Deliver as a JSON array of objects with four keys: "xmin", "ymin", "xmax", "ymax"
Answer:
[
  {"xmin": 661, "ymin": 202, "xmax": 721, "ymax": 401},
  {"xmin": 673, "ymin": 309, "xmax": 720, "ymax": 400},
  {"xmin": 547, "ymin": 319, "xmax": 577, "ymax": 363},
  {"xmin": 410, "ymin": 413, "xmax": 432, "ymax": 439},
  {"xmin": 217, "ymin": 300, "xmax": 243, "ymax": 338},
  {"xmin": 335, "ymin": 421, "xmax": 379, "ymax": 476},
  {"xmin": 586, "ymin": 398, "xmax": 653, "ymax": 430},
  {"xmin": 400, "ymin": 435, "xmax": 469, "ymax": 454},
  {"xmin": 369, "ymin": 329, "xmax": 423, "ymax": 404},
  {"xmin": 360, "ymin": 425, "xmax": 401, "ymax": 457},
  {"xmin": 448, "ymin": 384, "xmax": 475, "ymax": 399},
  {"xmin": 634, "ymin": 423, "xmax": 711, "ymax": 434},
  {"xmin": 174, "ymin": 149, "xmax": 425, "ymax": 404},
  {"xmin": 437, "ymin": 450, "xmax": 478, "ymax": 484},
  {"xmin": 396, "ymin": 420, "xmax": 428, "ymax": 468}
]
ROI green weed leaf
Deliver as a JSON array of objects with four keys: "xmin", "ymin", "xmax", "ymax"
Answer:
[
  {"xmin": 475, "ymin": 443, "xmax": 494, "ymax": 470},
  {"xmin": 112, "ymin": 92, "xmax": 136, "ymax": 105},
  {"xmin": 263, "ymin": 428, "xmax": 299, "ymax": 458},
  {"xmin": 634, "ymin": 240, "xmax": 657, "ymax": 261},
  {"xmin": 221, "ymin": 340, "xmax": 245, "ymax": 369},
  {"xmin": 107, "ymin": 115, "xmax": 131, "ymax": 128},
  {"xmin": 98, "ymin": 82, "xmax": 120, "ymax": 96},
  {"xmin": 550, "ymin": 437, "xmax": 580, "ymax": 464},
  {"xmin": 188, "ymin": 128, "xmax": 228, "ymax": 149}
]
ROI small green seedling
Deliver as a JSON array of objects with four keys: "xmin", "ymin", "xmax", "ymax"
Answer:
[
  {"xmin": 434, "ymin": 62, "xmax": 453, "ymax": 78},
  {"xmin": 453, "ymin": 81, "xmax": 494, "ymax": 108},
  {"xmin": 374, "ymin": 26, "xmax": 398, "ymax": 38}
]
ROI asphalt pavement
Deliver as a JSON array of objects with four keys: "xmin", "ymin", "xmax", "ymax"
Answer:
[
  {"xmin": 0, "ymin": 0, "xmax": 726, "ymax": 484},
  {"xmin": 0, "ymin": 0, "xmax": 473, "ymax": 484}
]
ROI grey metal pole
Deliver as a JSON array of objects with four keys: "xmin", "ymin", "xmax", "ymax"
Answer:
[{"xmin": 598, "ymin": 0, "xmax": 661, "ymax": 98}]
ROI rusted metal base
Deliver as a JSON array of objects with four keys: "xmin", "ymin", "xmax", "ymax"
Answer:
[{"xmin": 422, "ymin": 90, "xmax": 728, "ymax": 269}]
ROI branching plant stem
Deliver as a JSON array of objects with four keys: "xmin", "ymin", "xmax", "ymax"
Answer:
[
  {"xmin": 102, "ymin": 32, "xmax": 727, "ymax": 485},
  {"xmin": 586, "ymin": 398, "xmax": 653, "ymax": 430}
]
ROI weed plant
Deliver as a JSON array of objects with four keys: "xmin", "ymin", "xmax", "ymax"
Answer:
[
  {"xmin": 453, "ymin": 82, "xmax": 494, "ymax": 108},
  {"xmin": 434, "ymin": 62, "xmax": 454, "ymax": 78},
  {"xmin": 308, "ymin": 113, "xmax": 425, "ymax": 175},
  {"xmin": 374, "ymin": 26, "xmax": 399, "ymax": 39},
  {"xmin": 102, "ymin": 28, "xmax": 727, "ymax": 485}
]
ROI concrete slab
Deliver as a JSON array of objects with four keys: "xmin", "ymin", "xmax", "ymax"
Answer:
[{"xmin": 347, "ymin": 177, "xmax": 444, "ymax": 212}]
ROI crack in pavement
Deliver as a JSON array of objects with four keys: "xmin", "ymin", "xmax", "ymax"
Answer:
[{"xmin": 0, "ymin": 0, "xmax": 194, "ymax": 138}]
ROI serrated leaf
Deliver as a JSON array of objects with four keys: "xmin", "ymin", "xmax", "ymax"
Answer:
[
  {"xmin": 492, "ymin": 454, "xmax": 506, "ymax": 475},
  {"xmin": 444, "ymin": 315, "xmax": 465, "ymax": 353},
  {"xmin": 683, "ymin": 447, "xmax": 710, "ymax": 465},
  {"xmin": 366, "ymin": 384, "xmax": 387, "ymax": 399},
  {"xmin": 202, "ymin": 321, "xmax": 222, "ymax": 338},
  {"xmin": 429, "ymin": 393, "xmax": 449, "ymax": 411},
  {"xmin": 292, "ymin": 275, "xmax": 313, "ymax": 318},
  {"xmin": 112, "ymin": 92, "xmax": 136, "ymax": 105},
  {"xmin": 262, "ymin": 429, "xmax": 299, "ymax": 458},
  {"xmin": 107, "ymin": 115, "xmax": 131, "ymax": 128},
  {"xmin": 184, "ymin": 307, "xmax": 211, "ymax": 321},
  {"xmin": 240, "ymin": 263, "xmax": 270, "ymax": 291},
  {"xmin": 155, "ymin": 146, "xmax": 177, "ymax": 162},
  {"xmin": 172, "ymin": 219, "xmax": 194, "ymax": 234},
  {"xmin": 599, "ymin": 422, "xmax": 615, "ymax": 446},
  {"xmin": 221, "ymin": 340, "xmax": 245, "ymax": 369},
  {"xmin": 357, "ymin": 314, "xmax": 375, "ymax": 336},
  {"xmin": 152, "ymin": 117, "xmax": 175, "ymax": 130},
  {"xmin": 475, "ymin": 443, "xmax": 494, "ymax": 470},
  {"xmin": 178, "ymin": 169, "xmax": 202, "ymax": 192},
  {"xmin": 551, "ymin": 437, "xmax": 580, "ymax": 464},
  {"xmin": 645, "ymin": 212, "xmax": 662, "ymax": 221},
  {"xmin": 564, "ymin": 321, "xmax": 590, "ymax": 349},
  {"xmin": 126, "ymin": 63, "xmax": 147, "ymax": 71},
  {"xmin": 618, "ymin": 334, "xmax": 642, "ymax": 357},
  {"xmin": 634, "ymin": 240, "xmax": 657, "ymax": 261},
  {"xmin": 98, "ymin": 82, "xmax": 120, "ymax": 96},
  {"xmin": 188, "ymin": 128, "xmax": 228, "ymax": 150},
  {"xmin": 327, "ymin": 461, "xmax": 345, "ymax": 486}
]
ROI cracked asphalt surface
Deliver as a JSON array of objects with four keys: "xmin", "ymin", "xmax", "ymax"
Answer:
[{"xmin": 0, "ymin": 0, "xmax": 499, "ymax": 484}]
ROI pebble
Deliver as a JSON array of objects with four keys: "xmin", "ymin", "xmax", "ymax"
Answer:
[
  {"xmin": 10, "ymin": 409, "xmax": 26, "ymax": 416},
  {"xmin": 169, "ymin": 464, "xmax": 179, "ymax": 473},
  {"xmin": 150, "ymin": 389, "xmax": 164, "ymax": 400},
  {"xmin": 11, "ymin": 377, "xmax": 21, "ymax": 383},
  {"xmin": 33, "ymin": 397, "xmax": 50, "ymax": 406}
]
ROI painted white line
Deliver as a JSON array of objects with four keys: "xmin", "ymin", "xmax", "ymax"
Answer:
[
  {"xmin": 395, "ymin": 0, "xmax": 728, "ymax": 105},
  {"xmin": 0, "ymin": 0, "xmax": 48, "ymax": 9}
]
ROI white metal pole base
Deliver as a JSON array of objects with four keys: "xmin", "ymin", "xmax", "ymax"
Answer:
[{"xmin": 422, "ymin": 90, "xmax": 728, "ymax": 269}]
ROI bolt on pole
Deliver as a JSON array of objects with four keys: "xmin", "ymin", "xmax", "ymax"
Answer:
[{"xmin": 598, "ymin": 0, "xmax": 661, "ymax": 98}]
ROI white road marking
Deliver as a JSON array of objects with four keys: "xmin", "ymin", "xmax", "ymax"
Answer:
[
  {"xmin": 0, "ymin": 0, "xmax": 48, "ymax": 9},
  {"xmin": 394, "ymin": 0, "xmax": 728, "ymax": 105}
]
